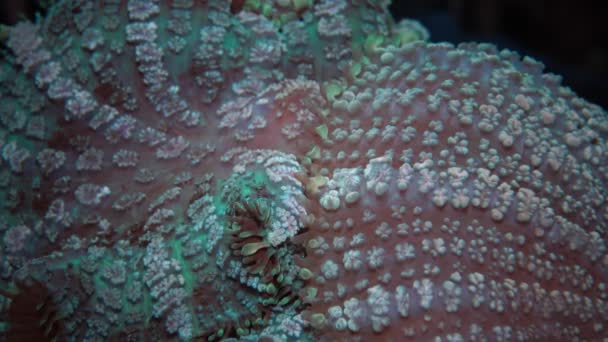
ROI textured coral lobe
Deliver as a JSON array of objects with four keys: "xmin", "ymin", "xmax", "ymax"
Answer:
[
  {"xmin": 297, "ymin": 41, "xmax": 608, "ymax": 340},
  {"xmin": 0, "ymin": 0, "xmax": 607, "ymax": 341}
]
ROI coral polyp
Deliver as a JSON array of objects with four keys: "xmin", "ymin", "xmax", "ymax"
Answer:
[{"xmin": 1, "ymin": 0, "xmax": 607, "ymax": 341}]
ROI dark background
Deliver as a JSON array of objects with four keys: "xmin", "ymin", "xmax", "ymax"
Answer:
[
  {"xmin": 1, "ymin": 1, "xmax": 607, "ymax": 109},
  {"xmin": 390, "ymin": 0, "xmax": 608, "ymax": 109}
]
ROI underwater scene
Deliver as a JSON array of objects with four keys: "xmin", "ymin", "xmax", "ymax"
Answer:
[{"xmin": 0, "ymin": 0, "xmax": 607, "ymax": 340}]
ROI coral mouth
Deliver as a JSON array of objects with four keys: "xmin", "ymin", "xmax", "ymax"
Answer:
[{"xmin": 183, "ymin": 149, "xmax": 313, "ymax": 339}]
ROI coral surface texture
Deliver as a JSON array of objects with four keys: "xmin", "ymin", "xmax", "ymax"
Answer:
[{"xmin": 0, "ymin": 0, "xmax": 607, "ymax": 341}]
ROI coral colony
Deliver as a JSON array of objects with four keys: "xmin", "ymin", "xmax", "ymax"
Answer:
[{"xmin": 0, "ymin": 0, "xmax": 607, "ymax": 340}]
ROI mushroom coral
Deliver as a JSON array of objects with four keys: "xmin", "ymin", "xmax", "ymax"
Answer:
[{"xmin": 0, "ymin": 0, "xmax": 606, "ymax": 341}]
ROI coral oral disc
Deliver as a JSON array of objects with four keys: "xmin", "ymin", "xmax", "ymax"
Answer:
[{"xmin": 0, "ymin": 0, "xmax": 606, "ymax": 341}]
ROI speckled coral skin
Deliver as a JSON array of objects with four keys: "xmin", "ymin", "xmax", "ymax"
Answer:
[
  {"xmin": 0, "ymin": 0, "xmax": 607, "ymax": 341},
  {"xmin": 297, "ymin": 41, "xmax": 608, "ymax": 341}
]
